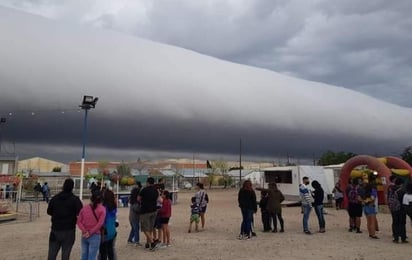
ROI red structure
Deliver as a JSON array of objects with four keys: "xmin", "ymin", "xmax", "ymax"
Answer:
[{"xmin": 340, "ymin": 155, "xmax": 412, "ymax": 206}]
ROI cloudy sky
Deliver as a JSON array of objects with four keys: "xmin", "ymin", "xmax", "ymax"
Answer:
[{"xmin": 0, "ymin": 1, "xmax": 412, "ymax": 164}]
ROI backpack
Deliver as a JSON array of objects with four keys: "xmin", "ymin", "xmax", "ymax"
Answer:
[
  {"xmin": 348, "ymin": 186, "xmax": 359, "ymax": 204},
  {"xmin": 387, "ymin": 186, "xmax": 401, "ymax": 212}
]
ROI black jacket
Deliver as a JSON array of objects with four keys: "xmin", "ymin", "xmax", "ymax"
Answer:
[
  {"xmin": 47, "ymin": 191, "xmax": 83, "ymax": 231},
  {"xmin": 238, "ymin": 188, "xmax": 257, "ymax": 212}
]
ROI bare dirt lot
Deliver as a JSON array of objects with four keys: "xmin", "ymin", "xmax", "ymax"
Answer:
[{"xmin": 0, "ymin": 189, "xmax": 411, "ymax": 260}]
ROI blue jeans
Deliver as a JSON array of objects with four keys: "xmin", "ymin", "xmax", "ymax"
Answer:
[
  {"xmin": 81, "ymin": 234, "xmax": 100, "ymax": 260},
  {"xmin": 314, "ymin": 204, "xmax": 325, "ymax": 229},
  {"xmin": 128, "ymin": 215, "xmax": 140, "ymax": 243},
  {"xmin": 240, "ymin": 208, "xmax": 254, "ymax": 236},
  {"xmin": 302, "ymin": 204, "xmax": 312, "ymax": 232}
]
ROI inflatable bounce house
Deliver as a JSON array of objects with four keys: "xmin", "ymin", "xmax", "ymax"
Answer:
[{"xmin": 339, "ymin": 155, "xmax": 412, "ymax": 206}]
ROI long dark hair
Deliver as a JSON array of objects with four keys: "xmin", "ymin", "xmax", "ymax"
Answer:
[
  {"xmin": 311, "ymin": 180, "xmax": 323, "ymax": 191},
  {"xmin": 102, "ymin": 189, "xmax": 117, "ymax": 211},
  {"xmin": 90, "ymin": 190, "xmax": 102, "ymax": 209}
]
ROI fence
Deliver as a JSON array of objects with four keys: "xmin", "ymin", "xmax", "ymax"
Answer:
[{"xmin": 0, "ymin": 191, "xmax": 40, "ymax": 223}]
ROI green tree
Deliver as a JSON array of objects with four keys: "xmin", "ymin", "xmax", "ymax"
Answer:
[
  {"xmin": 117, "ymin": 162, "xmax": 131, "ymax": 178},
  {"xmin": 401, "ymin": 146, "xmax": 412, "ymax": 166},
  {"xmin": 52, "ymin": 166, "xmax": 61, "ymax": 172},
  {"xmin": 317, "ymin": 150, "xmax": 357, "ymax": 166}
]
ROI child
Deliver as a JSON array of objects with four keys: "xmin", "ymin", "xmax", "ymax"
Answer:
[
  {"xmin": 152, "ymin": 192, "xmax": 163, "ymax": 245},
  {"xmin": 259, "ymin": 190, "xmax": 271, "ymax": 232},
  {"xmin": 158, "ymin": 190, "xmax": 172, "ymax": 247},
  {"xmin": 188, "ymin": 196, "xmax": 200, "ymax": 233}
]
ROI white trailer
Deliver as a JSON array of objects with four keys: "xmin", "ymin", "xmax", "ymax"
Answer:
[{"xmin": 262, "ymin": 166, "xmax": 331, "ymax": 202}]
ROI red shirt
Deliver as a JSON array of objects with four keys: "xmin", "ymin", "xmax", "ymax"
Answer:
[{"xmin": 158, "ymin": 198, "xmax": 172, "ymax": 218}]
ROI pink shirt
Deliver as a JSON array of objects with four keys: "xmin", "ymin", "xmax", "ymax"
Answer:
[{"xmin": 77, "ymin": 203, "xmax": 106, "ymax": 235}]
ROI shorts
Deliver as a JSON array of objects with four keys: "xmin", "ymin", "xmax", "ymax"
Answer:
[
  {"xmin": 154, "ymin": 216, "xmax": 162, "ymax": 229},
  {"xmin": 160, "ymin": 217, "xmax": 170, "ymax": 225},
  {"xmin": 364, "ymin": 205, "xmax": 376, "ymax": 216},
  {"xmin": 348, "ymin": 203, "xmax": 363, "ymax": 218},
  {"xmin": 200, "ymin": 206, "xmax": 207, "ymax": 213},
  {"xmin": 190, "ymin": 214, "xmax": 200, "ymax": 223},
  {"xmin": 140, "ymin": 211, "xmax": 157, "ymax": 232}
]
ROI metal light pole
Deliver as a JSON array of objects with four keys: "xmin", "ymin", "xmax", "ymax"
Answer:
[
  {"xmin": 0, "ymin": 117, "xmax": 6, "ymax": 155},
  {"xmin": 239, "ymin": 138, "xmax": 242, "ymax": 188},
  {"xmin": 79, "ymin": 95, "xmax": 98, "ymax": 200}
]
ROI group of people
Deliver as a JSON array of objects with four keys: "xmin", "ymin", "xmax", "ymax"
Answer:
[
  {"xmin": 47, "ymin": 179, "xmax": 118, "ymax": 260},
  {"xmin": 238, "ymin": 175, "xmax": 412, "ymax": 243},
  {"xmin": 34, "ymin": 182, "xmax": 50, "ymax": 202},
  {"xmin": 127, "ymin": 177, "xmax": 172, "ymax": 251},
  {"xmin": 0, "ymin": 183, "xmax": 17, "ymax": 200},
  {"xmin": 127, "ymin": 179, "xmax": 208, "ymax": 251},
  {"xmin": 346, "ymin": 175, "xmax": 412, "ymax": 243},
  {"xmin": 46, "ymin": 177, "xmax": 210, "ymax": 259},
  {"xmin": 237, "ymin": 176, "xmax": 327, "ymax": 239}
]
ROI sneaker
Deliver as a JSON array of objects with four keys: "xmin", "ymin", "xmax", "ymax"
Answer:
[
  {"xmin": 356, "ymin": 229, "xmax": 362, "ymax": 234},
  {"xmin": 158, "ymin": 243, "xmax": 168, "ymax": 249},
  {"xmin": 238, "ymin": 234, "xmax": 244, "ymax": 240},
  {"xmin": 145, "ymin": 243, "xmax": 150, "ymax": 249},
  {"xmin": 251, "ymin": 232, "xmax": 257, "ymax": 237},
  {"xmin": 401, "ymin": 240, "xmax": 409, "ymax": 244},
  {"xmin": 272, "ymin": 229, "xmax": 278, "ymax": 233},
  {"xmin": 369, "ymin": 235, "xmax": 379, "ymax": 239},
  {"xmin": 127, "ymin": 241, "xmax": 135, "ymax": 245},
  {"xmin": 392, "ymin": 239, "xmax": 399, "ymax": 243},
  {"xmin": 304, "ymin": 230, "xmax": 312, "ymax": 235},
  {"xmin": 135, "ymin": 242, "xmax": 142, "ymax": 247},
  {"xmin": 150, "ymin": 241, "xmax": 160, "ymax": 251},
  {"xmin": 244, "ymin": 235, "xmax": 251, "ymax": 240},
  {"xmin": 279, "ymin": 229, "xmax": 284, "ymax": 233}
]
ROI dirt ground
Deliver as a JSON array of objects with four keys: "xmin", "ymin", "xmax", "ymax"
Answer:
[{"xmin": 0, "ymin": 188, "xmax": 411, "ymax": 260}]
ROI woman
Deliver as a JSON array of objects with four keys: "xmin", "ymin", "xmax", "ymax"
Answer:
[
  {"xmin": 362, "ymin": 183, "xmax": 379, "ymax": 239},
  {"xmin": 402, "ymin": 182, "xmax": 412, "ymax": 224},
  {"xmin": 77, "ymin": 191, "xmax": 106, "ymax": 260},
  {"xmin": 195, "ymin": 183, "xmax": 209, "ymax": 229},
  {"xmin": 99, "ymin": 189, "xmax": 117, "ymax": 260},
  {"xmin": 332, "ymin": 182, "xmax": 344, "ymax": 210},
  {"xmin": 128, "ymin": 182, "xmax": 142, "ymax": 245},
  {"xmin": 238, "ymin": 180, "xmax": 257, "ymax": 240},
  {"xmin": 256, "ymin": 182, "xmax": 285, "ymax": 232},
  {"xmin": 158, "ymin": 190, "xmax": 172, "ymax": 247},
  {"xmin": 311, "ymin": 180, "xmax": 325, "ymax": 233}
]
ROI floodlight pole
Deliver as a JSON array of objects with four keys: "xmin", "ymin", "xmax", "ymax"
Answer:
[
  {"xmin": 79, "ymin": 95, "xmax": 98, "ymax": 200},
  {"xmin": 239, "ymin": 138, "xmax": 242, "ymax": 188},
  {"xmin": 79, "ymin": 109, "xmax": 89, "ymax": 200}
]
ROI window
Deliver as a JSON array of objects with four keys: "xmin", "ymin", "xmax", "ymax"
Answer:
[{"xmin": 264, "ymin": 170, "xmax": 293, "ymax": 184}]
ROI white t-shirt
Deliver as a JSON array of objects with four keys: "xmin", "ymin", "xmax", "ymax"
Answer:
[{"xmin": 402, "ymin": 193, "xmax": 412, "ymax": 205}]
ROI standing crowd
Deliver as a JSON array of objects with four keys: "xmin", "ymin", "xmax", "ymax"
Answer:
[
  {"xmin": 46, "ymin": 177, "xmax": 209, "ymax": 260},
  {"xmin": 238, "ymin": 174, "xmax": 412, "ymax": 244}
]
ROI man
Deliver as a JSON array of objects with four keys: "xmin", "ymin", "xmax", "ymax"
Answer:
[
  {"xmin": 346, "ymin": 178, "xmax": 363, "ymax": 233},
  {"xmin": 47, "ymin": 178, "xmax": 83, "ymax": 260},
  {"xmin": 138, "ymin": 177, "xmax": 160, "ymax": 250},
  {"xmin": 299, "ymin": 176, "xmax": 313, "ymax": 234},
  {"xmin": 42, "ymin": 182, "xmax": 50, "ymax": 203},
  {"xmin": 128, "ymin": 181, "xmax": 142, "ymax": 245},
  {"xmin": 388, "ymin": 177, "xmax": 407, "ymax": 243}
]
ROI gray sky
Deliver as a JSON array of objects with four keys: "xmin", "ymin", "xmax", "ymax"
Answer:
[{"xmin": 0, "ymin": 1, "xmax": 412, "ymax": 163}]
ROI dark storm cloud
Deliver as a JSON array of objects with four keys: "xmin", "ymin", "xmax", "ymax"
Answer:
[{"xmin": 0, "ymin": 5, "xmax": 412, "ymax": 163}]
